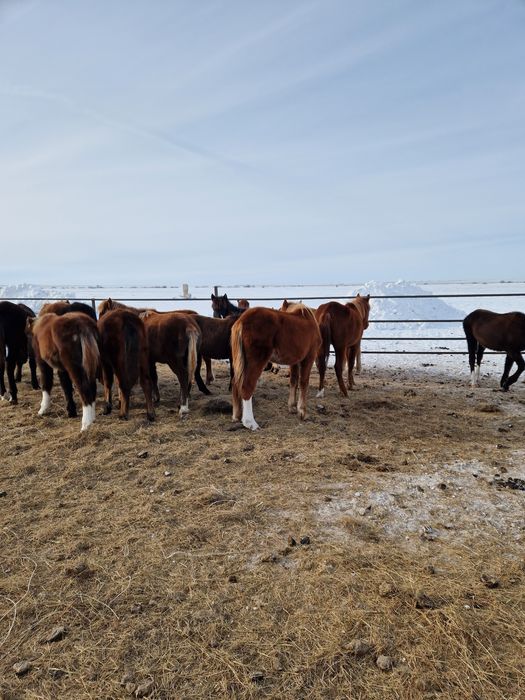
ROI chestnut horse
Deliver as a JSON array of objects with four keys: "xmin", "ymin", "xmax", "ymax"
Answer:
[
  {"xmin": 28, "ymin": 312, "xmax": 100, "ymax": 431},
  {"xmin": 140, "ymin": 310, "xmax": 200, "ymax": 416},
  {"xmin": 40, "ymin": 300, "xmax": 97, "ymax": 320},
  {"xmin": 463, "ymin": 309, "xmax": 525, "ymax": 390},
  {"xmin": 98, "ymin": 299, "xmax": 215, "ymax": 391},
  {"xmin": 315, "ymin": 294, "xmax": 370, "ymax": 398},
  {"xmin": 98, "ymin": 309, "xmax": 155, "ymax": 421},
  {"xmin": 231, "ymin": 301, "xmax": 321, "ymax": 430},
  {"xmin": 0, "ymin": 301, "xmax": 39, "ymax": 403}
]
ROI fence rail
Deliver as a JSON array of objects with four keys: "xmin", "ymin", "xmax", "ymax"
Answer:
[{"xmin": 3, "ymin": 288, "xmax": 523, "ymax": 356}]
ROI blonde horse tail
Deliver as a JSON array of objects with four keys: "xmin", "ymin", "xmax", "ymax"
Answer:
[
  {"xmin": 186, "ymin": 328, "xmax": 198, "ymax": 381},
  {"xmin": 231, "ymin": 320, "xmax": 245, "ymax": 392},
  {"xmin": 80, "ymin": 330, "xmax": 100, "ymax": 382}
]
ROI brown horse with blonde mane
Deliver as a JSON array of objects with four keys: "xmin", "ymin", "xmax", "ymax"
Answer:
[
  {"xmin": 98, "ymin": 309, "xmax": 155, "ymax": 421},
  {"xmin": 28, "ymin": 312, "xmax": 100, "ymax": 431},
  {"xmin": 463, "ymin": 309, "xmax": 525, "ymax": 390},
  {"xmin": 315, "ymin": 293, "xmax": 370, "ymax": 397},
  {"xmin": 140, "ymin": 310, "xmax": 200, "ymax": 416},
  {"xmin": 231, "ymin": 301, "xmax": 321, "ymax": 430}
]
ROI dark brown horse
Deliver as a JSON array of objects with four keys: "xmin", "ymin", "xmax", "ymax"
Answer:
[
  {"xmin": 463, "ymin": 309, "xmax": 525, "ymax": 390},
  {"xmin": 140, "ymin": 310, "xmax": 200, "ymax": 416},
  {"xmin": 40, "ymin": 300, "xmax": 97, "ymax": 321},
  {"xmin": 28, "ymin": 312, "xmax": 100, "ymax": 431},
  {"xmin": 15, "ymin": 303, "xmax": 39, "ymax": 387},
  {"xmin": 189, "ymin": 315, "xmax": 238, "ymax": 391},
  {"xmin": 315, "ymin": 294, "xmax": 370, "ymax": 398},
  {"xmin": 211, "ymin": 293, "xmax": 248, "ymax": 319},
  {"xmin": 0, "ymin": 301, "xmax": 39, "ymax": 403},
  {"xmin": 231, "ymin": 302, "xmax": 321, "ymax": 430},
  {"xmin": 98, "ymin": 309, "xmax": 155, "ymax": 421}
]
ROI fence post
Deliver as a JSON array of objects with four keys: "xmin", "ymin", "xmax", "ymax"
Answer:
[
  {"xmin": 213, "ymin": 285, "xmax": 219, "ymax": 297},
  {"xmin": 91, "ymin": 299, "xmax": 96, "ymax": 313}
]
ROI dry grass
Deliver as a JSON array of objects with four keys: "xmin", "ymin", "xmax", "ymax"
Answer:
[{"xmin": 1, "ymin": 363, "xmax": 524, "ymax": 699}]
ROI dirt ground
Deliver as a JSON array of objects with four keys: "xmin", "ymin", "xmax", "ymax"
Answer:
[{"xmin": 0, "ymin": 361, "xmax": 524, "ymax": 699}]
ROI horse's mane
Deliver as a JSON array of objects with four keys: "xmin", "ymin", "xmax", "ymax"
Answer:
[{"xmin": 283, "ymin": 302, "xmax": 317, "ymax": 323}]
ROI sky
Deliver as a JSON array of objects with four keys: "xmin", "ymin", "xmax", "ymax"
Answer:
[{"xmin": 1, "ymin": 0, "xmax": 524, "ymax": 285}]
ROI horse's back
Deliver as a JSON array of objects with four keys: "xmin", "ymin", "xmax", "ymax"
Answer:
[{"xmin": 464, "ymin": 309, "xmax": 525, "ymax": 351}]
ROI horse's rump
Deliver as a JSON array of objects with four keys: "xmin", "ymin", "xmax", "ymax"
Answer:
[{"xmin": 463, "ymin": 309, "xmax": 525, "ymax": 352}]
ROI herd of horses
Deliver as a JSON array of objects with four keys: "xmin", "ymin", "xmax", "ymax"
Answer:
[{"xmin": 0, "ymin": 293, "xmax": 524, "ymax": 432}]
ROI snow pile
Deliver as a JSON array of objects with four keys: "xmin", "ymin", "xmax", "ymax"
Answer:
[
  {"xmin": 353, "ymin": 280, "xmax": 463, "ymax": 330},
  {"xmin": 0, "ymin": 284, "xmax": 75, "ymax": 312}
]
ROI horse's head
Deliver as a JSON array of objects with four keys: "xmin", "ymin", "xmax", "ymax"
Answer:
[
  {"xmin": 354, "ymin": 293, "xmax": 371, "ymax": 329},
  {"xmin": 237, "ymin": 298, "xmax": 250, "ymax": 309},
  {"xmin": 97, "ymin": 298, "xmax": 114, "ymax": 318},
  {"xmin": 280, "ymin": 299, "xmax": 291, "ymax": 312},
  {"xmin": 211, "ymin": 293, "xmax": 229, "ymax": 318},
  {"xmin": 25, "ymin": 316, "xmax": 36, "ymax": 337}
]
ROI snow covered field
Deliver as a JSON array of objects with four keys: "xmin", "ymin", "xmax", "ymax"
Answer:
[{"xmin": 2, "ymin": 280, "xmax": 525, "ymax": 380}]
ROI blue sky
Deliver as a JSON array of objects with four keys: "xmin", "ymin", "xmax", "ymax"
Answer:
[{"xmin": 1, "ymin": 0, "xmax": 524, "ymax": 285}]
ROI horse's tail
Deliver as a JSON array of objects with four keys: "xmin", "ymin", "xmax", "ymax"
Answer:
[
  {"xmin": 123, "ymin": 321, "xmax": 140, "ymax": 389},
  {"xmin": 462, "ymin": 313, "xmax": 478, "ymax": 373},
  {"xmin": 318, "ymin": 313, "xmax": 331, "ymax": 362},
  {"xmin": 231, "ymin": 320, "xmax": 245, "ymax": 392},
  {"xmin": 80, "ymin": 329, "xmax": 100, "ymax": 383},
  {"xmin": 186, "ymin": 327, "xmax": 198, "ymax": 381}
]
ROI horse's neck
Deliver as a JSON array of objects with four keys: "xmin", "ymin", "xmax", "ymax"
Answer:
[{"xmin": 348, "ymin": 300, "xmax": 365, "ymax": 321}]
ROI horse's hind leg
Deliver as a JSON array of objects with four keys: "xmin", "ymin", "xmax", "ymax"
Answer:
[
  {"xmin": 0, "ymin": 339, "xmax": 7, "ymax": 399},
  {"xmin": 38, "ymin": 362, "xmax": 54, "ymax": 416},
  {"xmin": 315, "ymin": 351, "xmax": 327, "ymax": 398},
  {"xmin": 15, "ymin": 360, "xmax": 22, "ymax": 382},
  {"xmin": 118, "ymin": 384, "xmax": 130, "ymax": 420},
  {"xmin": 297, "ymin": 355, "xmax": 316, "ymax": 420},
  {"xmin": 501, "ymin": 351, "xmax": 524, "ymax": 390},
  {"xmin": 139, "ymin": 354, "xmax": 155, "ymax": 421},
  {"xmin": 194, "ymin": 354, "xmax": 211, "ymax": 395},
  {"xmin": 170, "ymin": 359, "xmax": 190, "ymax": 417},
  {"xmin": 334, "ymin": 349, "xmax": 348, "ymax": 397},
  {"xmin": 29, "ymin": 350, "xmax": 39, "ymax": 389},
  {"xmin": 475, "ymin": 344, "xmax": 485, "ymax": 384},
  {"xmin": 101, "ymin": 361, "xmax": 114, "ymax": 415},
  {"xmin": 58, "ymin": 370, "xmax": 77, "ymax": 417},
  {"xmin": 239, "ymin": 356, "xmax": 268, "ymax": 430},
  {"xmin": 355, "ymin": 340, "xmax": 362, "ymax": 375},
  {"xmin": 347, "ymin": 345, "xmax": 357, "ymax": 390},
  {"xmin": 204, "ymin": 356, "xmax": 215, "ymax": 384},
  {"xmin": 150, "ymin": 361, "xmax": 160, "ymax": 403},
  {"xmin": 500, "ymin": 355, "xmax": 514, "ymax": 390},
  {"xmin": 5, "ymin": 353, "xmax": 18, "ymax": 404},
  {"xmin": 288, "ymin": 364, "xmax": 299, "ymax": 413}
]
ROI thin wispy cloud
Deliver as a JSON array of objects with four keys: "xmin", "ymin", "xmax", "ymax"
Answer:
[{"xmin": 0, "ymin": 0, "xmax": 524, "ymax": 284}]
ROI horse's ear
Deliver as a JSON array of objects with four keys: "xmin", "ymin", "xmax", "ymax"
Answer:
[
  {"xmin": 222, "ymin": 294, "xmax": 227, "ymax": 300},
  {"xmin": 108, "ymin": 297, "xmax": 113, "ymax": 308},
  {"xmin": 211, "ymin": 294, "xmax": 216, "ymax": 300},
  {"xmin": 356, "ymin": 292, "xmax": 361, "ymax": 297},
  {"xmin": 366, "ymin": 294, "xmax": 370, "ymax": 299}
]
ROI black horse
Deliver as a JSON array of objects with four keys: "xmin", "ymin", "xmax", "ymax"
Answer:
[
  {"xmin": 0, "ymin": 301, "xmax": 39, "ymax": 403},
  {"xmin": 463, "ymin": 309, "xmax": 525, "ymax": 390},
  {"xmin": 211, "ymin": 293, "xmax": 248, "ymax": 319}
]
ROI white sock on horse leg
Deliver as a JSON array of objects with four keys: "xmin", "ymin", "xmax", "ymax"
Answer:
[
  {"xmin": 81, "ymin": 403, "xmax": 94, "ymax": 431},
  {"xmin": 470, "ymin": 370, "xmax": 477, "ymax": 387},
  {"xmin": 38, "ymin": 391, "xmax": 51, "ymax": 415},
  {"xmin": 475, "ymin": 365, "xmax": 481, "ymax": 382},
  {"xmin": 179, "ymin": 399, "xmax": 189, "ymax": 417},
  {"xmin": 242, "ymin": 398, "xmax": 259, "ymax": 430}
]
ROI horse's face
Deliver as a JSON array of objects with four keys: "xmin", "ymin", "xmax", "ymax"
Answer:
[
  {"xmin": 97, "ymin": 298, "xmax": 114, "ymax": 318},
  {"xmin": 211, "ymin": 293, "xmax": 228, "ymax": 318}
]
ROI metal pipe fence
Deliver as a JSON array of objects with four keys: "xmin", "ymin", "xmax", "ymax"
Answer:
[{"xmin": 3, "ymin": 288, "xmax": 524, "ymax": 356}]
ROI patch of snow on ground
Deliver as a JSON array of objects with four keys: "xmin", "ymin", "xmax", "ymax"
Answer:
[{"xmin": 315, "ymin": 457, "xmax": 525, "ymax": 549}]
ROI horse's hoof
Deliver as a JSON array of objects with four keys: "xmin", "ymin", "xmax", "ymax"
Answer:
[
  {"xmin": 242, "ymin": 419, "xmax": 260, "ymax": 431},
  {"xmin": 119, "ymin": 414, "xmax": 129, "ymax": 421},
  {"xmin": 102, "ymin": 406, "xmax": 111, "ymax": 415},
  {"xmin": 146, "ymin": 412, "xmax": 156, "ymax": 422}
]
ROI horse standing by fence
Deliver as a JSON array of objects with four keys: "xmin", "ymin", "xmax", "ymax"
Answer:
[
  {"xmin": 315, "ymin": 294, "xmax": 370, "ymax": 398},
  {"xmin": 0, "ymin": 301, "xmax": 39, "ymax": 403},
  {"xmin": 28, "ymin": 312, "xmax": 100, "ymax": 431},
  {"xmin": 99, "ymin": 299, "xmax": 215, "ymax": 392},
  {"xmin": 211, "ymin": 294, "xmax": 248, "ymax": 318},
  {"xmin": 40, "ymin": 300, "xmax": 97, "ymax": 320},
  {"xmin": 14, "ymin": 303, "xmax": 39, "ymax": 388},
  {"xmin": 98, "ymin": 309, "xmax": 155, "ymax": 421},
  {"xmin": 463, "ymin": 309, "xmax": 525, "ymax": 390},
  {"xmin": 140, "ymin": 310, "xmax": 200, "ymax": 416},
  {"xmin": 231, "ymin": 301, "xmax": 321, "ymax": 430}
]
